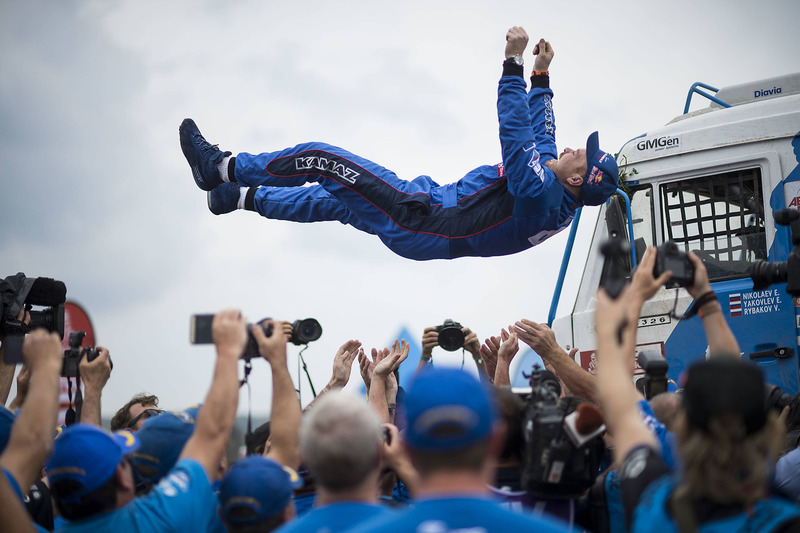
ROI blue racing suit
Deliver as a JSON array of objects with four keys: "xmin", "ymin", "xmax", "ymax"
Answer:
[{"xmin": 234, "ymin": 64, "xmax": 579, "ymax": 260}]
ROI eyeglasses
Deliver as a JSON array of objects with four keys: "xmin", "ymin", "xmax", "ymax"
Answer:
[{"xmin": 127, "ymin": 408, "xmax": 165, "ymax": 429}]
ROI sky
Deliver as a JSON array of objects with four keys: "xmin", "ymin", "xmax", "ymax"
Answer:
[{"xmin": 2, "ymin": 0, "xmax": 799, "ymax": 417}]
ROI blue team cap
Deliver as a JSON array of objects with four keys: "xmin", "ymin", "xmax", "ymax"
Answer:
[
  {"xmin": 581, "ymin": 131, "xmax": 619, "ymax": 206},
  {"xmin": 46, "ymin": 424, "xmax": 139, "ymax": 505},
  {"xmin": 131, "ymin": 407, "xmax": 199, "ymax": 486},
  {"xmin": 403, "ymin": 367, "xmax": 497, "ymax": 451},
  {"xmin": 219, "ymin": 456, "xmax": 302, "ymax": 525}
]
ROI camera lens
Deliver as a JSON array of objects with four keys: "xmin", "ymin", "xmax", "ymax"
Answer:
[
  {"xmin": 291, "ymin": 318, "xmax": 322, "ymax": 346},
  {"xmin": 437, "ymin": 327, "xmax": 465, "ymax": 352},
  {"xmin": 751, "ymin": 260, "xmax": 788, "ymax": 289}
]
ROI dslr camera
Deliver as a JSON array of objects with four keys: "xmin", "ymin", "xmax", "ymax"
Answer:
[
  {"xmin": 435, "ymin": 319, "xmax": 464, "ymax": 352},
  {"xmin": 653, "ymin": 241, "xmax": 695, "ymax": 288},
  {"xmin": 61, "ymin": 331, "xmax": 104, "ymax": 378},
  {"xmin": 0, "ymin": 274, "xmax": 67, "ymax": 364},
  {"xmin": 190, "ymin": 314, "xmax": 322, "ymax": 360}
]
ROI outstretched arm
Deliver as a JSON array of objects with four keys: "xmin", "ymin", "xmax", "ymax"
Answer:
[
  {"xmin": 79, "ymin": 347, "xmax": 112, "ymax": 427},
  {"xmin": 595, "ymin": 288, "xmax": 659, "ymax": 466},
  {"xmin": 0, "ymin": 330, "xmax": 62, "ymax": 493},
  {"xmin": 686, "ymin": 252, "xmax": 740, "ymax": 357},
  {"xmin": 415, "ymin": 327, "xmax": 437, "ymax": 377},
  {"xmin": 303, "ymin": 339, "xmax": 361, "ymax": 412},
  {"xmin": 514, "ymin": 320, "xmax": 597, "ymax": 402},
  {"xmin": 499, "ymin": 28, "xmax": 560, "ymax": 199},
  {"xmin": 180, "ymin": 309, "xmax": 246, "ymax": 480},
  {"xmin": 253, "ymin": 320, "xmax": 303, "ymax": 470},
  {"xmin": 492, "ymin": 327, "xmax": 519, "ymax": 386},
  {"xmin": 370, "ymin": 340, "xmax": 409, "ymax": 423}
]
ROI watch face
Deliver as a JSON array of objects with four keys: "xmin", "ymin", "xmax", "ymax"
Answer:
[{"xmin": 512, "ymin": 55, "xmax": 523, "ymax": 66}]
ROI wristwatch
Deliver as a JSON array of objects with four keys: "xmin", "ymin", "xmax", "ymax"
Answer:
[{"xmin": 507, "ymin": 54, "xmax": 524, "ymax": 66}]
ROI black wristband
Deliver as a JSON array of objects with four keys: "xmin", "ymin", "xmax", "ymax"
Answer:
[
  {"xmin": 683, "ymin": 291, "xmax": 717, "ymax": 320},
  {"xmin": 530, "ymin": 73, "xmax": 550, "ymax": 89},
  {"xmin": 502, "ymin": 60, "xmax": 524, "ymax": 78}
]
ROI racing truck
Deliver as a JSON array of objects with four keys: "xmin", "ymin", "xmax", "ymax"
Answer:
[{"xmin": 543, "ymin": 72, "xmax": 800, "ymax": 395}]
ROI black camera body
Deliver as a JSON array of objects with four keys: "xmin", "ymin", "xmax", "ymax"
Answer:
[
  {"xmin": 636, "ymin": 350, "xmax": 669, "ymax": 400},
  {"xmin": 190, "ymin": 315, "xmax": 322, "ymax": 360},
  {"xmin": 520, "ymin": 368, "xmax": 606, "ymax": 499},
  {"xmin": 435, "ymin": 319, "xmax": 464, "ymax": 352},
  {"xmin": 599, "ymin": 237, "xmax": 632, "ymax": 299},
  {"xmin": 1, "ymin": 274, "xmax": 67, "ymax": 364},
  {"xmin": 61, "ymin": 331, "xmax": 102, "ymax": 378},
  {"xmin": 654, "ymin": 241, "xmax": 695, "ymax": 288}
]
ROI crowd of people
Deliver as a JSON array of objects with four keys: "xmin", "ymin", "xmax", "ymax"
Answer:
[
  {"xmin": 3, "ymin": 25, "xmax": 800, "ymax": 533},
  {"xmin": 3, "ymin": 246, "xmax": 800, "ymax": 532}
]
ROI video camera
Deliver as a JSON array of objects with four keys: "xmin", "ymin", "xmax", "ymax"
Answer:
[
  {"xmin": 750, "ymin": 208, "xmax": 800, "ymax": 298},
  {"xmin": 520, "ymin": 367, "xmax": 606, "ymax": 499},
  {"xmin": 0, "ymin": 273, "xmax": 67, "ymax": 364},
  {"xmin": 190, "ymin": 314, "xmax": 322, "ymax": 360},
  {"xmin": 435, "ymin": 319, "xmax": 464, "ymax": 352}
]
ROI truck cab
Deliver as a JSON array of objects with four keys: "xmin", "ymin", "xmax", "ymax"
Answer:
[{"xmin": 551, "ymin": 73, "xmax": 800, "ymax": 394}]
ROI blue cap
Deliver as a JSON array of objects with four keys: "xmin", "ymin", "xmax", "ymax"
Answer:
[
  {"xmin": 0, "ymin": 405, "xmax": 16, "ymax": 454},
  {"xmin": 403, "ymin": 367, "xmax": 496, "ymax": 451},
  {"xmin": 219, "ymin": 456, "xmax": 302, "ymax": 525},
  {"xmin": 46, "ymin": 424, "xmax": 139, "ymax": 504},
  {"xmin": 131, "ymin": 408, "xmax": 198, "ymax": 485},
  {"xmin": 580, "ymin": 131, "xmax": 619, "ymax": 206}
]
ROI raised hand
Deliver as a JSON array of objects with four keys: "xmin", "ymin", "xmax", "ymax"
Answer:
[
  {"xmin": 374, "ymin": 339, "xmax": 409, "ymax": 378},
  {"xmin": 330, "ymin": 339, "xmax": 361, "ymax": 387},
  {"xmin": 358, "ymin": 348, "xmax": 375, "ymax": 390},
  {"xmin": 251, "ymin": 319, "xmax": 289, "ymax": 366},
  {"xmin": 212, "ymin": 309, "xmax": 248, "ymax": 360},
  {"xmin": 505, "ymin": 26, "xmax": 529, "ymax": 58},
  {"xmin": 532, "ymin": 38, "xmax": 554, "ymax": 71}
]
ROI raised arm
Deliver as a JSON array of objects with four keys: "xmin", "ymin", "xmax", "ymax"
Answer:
[
  {"xmin": 78, "ymin": 346, "xmax": 112, "ymax": 427},
  {"xmin": 252, "ymin": 320, "xmax": 303, "ymax": 470},
  {"xmin": 686, "ymin": 252, "xmax": 740, "ymax": 357},
  {"xmin": 0, "ymin": 330, "xmax": 62, "ymax": 492},
  {"xmin": 370, "ymin": 340, "xmax": 408, "ymax": 423},
  {"xmin": 179, "ymin": 309, "xmax": 246, "ymax": 480},
  {"xmin": 514, "ymin": 320, "xmax": 597, "ymax": 402},
  {"xmin": 415, "ymin": 327, "xmax": 438, "ymax": 377},
  {"xmin": 303, "ymin": 339, "xmax": 360, "ymax": 414},
  {"xmin": 463, "ymin": 327, "xmax": 491, "ymax": 384},
  {"xmin": 595, "ymin": 288, "xmax": 658, "ymax": 466},
  {"xmin": 492, "ymin": 327, "xmax": 519, "ymax": 386},
  {"xmin": 498, "ymin": 28, "xmax": 560, "ymax": 200}
]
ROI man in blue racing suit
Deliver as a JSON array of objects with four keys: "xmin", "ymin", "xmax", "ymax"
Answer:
[{"xmin": 180, "ymin": 26, "xmax": 619, "ymax": 261}]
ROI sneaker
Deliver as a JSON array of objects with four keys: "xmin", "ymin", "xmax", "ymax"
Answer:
[
  {"xmin": 179, "ymin": 118, "xmax": 231, "ymax": 191},
  {"xmin": 207, "ymin": 182, "xmax": 242, "ymax": 215}
]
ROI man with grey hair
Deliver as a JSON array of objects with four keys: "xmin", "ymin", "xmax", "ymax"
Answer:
[
  {"xmin": 276, "ymin": 390, "xmax": 396, "ymax": 532},
  {"xmin": 349, "ymin": 367, "xmax": 572, "ymax": 533}
]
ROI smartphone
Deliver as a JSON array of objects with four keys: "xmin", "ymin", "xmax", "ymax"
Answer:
[{"xmin": 189, "ymin": 314, "xmax": 215, "ymax": 344}]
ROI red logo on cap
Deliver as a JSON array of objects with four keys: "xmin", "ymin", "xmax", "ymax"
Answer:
[{"xmin": 587, "ymin": 166, "xmax": 603, "ymax": 185}]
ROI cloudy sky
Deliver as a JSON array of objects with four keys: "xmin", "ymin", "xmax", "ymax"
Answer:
[{"xmin": 2, "ymin": 0, "xmax": 799, "ymax": 417}]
